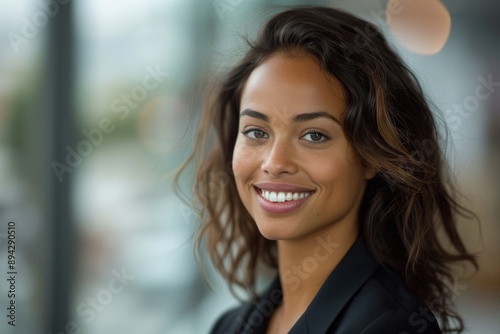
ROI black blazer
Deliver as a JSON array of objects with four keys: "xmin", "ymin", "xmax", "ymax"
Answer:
[{"xmin": 209, "ymin": 236, "xmax": 442, "ymax": 333}]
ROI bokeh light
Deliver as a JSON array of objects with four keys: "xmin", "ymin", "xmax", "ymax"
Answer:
[{"xmin": 386, "ymin": 0, "xmax": 451, "ymax": 55}]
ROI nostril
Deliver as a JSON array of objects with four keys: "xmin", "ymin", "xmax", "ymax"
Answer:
[{"xmin": 261, "ymin": 147, "xmax": 296, "ymax": 174}]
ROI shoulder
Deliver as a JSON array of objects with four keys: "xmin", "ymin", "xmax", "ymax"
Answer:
[
  {"xmin": 329, "ymin": 265, "xmax": 442, "ymax": 333},
  {"xmin": 209, "ymin": 277, "xmax": 282, "ymax": 334},
  {"xmin": 208, "ymin": 302, "xmax": 255, "ymax": 334},
  {"xmin": 360, "ymin": 308, "xmax": 442, "ymax": 334}
]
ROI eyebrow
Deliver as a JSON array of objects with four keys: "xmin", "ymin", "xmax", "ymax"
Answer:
[{"xmin": 239, "ymin": 108, "xmax": 341, "ymax": 124}]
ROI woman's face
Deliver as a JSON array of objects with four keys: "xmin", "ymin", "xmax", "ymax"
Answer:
[{"xmin": 232, "ymin": 52, "xmax": 374, "ymax": 242}]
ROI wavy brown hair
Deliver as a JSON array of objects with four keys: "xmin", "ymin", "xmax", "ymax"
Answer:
[{"xmin": 175, "ymin": 6, "xmax": 478, "ymax": 333}]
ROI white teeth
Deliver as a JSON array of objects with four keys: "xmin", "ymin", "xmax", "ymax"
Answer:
[{"xmin": 260, "ymin": 189, "xmax": 313, "ymax": 203}]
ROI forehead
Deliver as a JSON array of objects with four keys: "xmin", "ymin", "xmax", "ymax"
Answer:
[{"xmin": 240, "ymin": 53, "xmax": 346, "ymax": 119}]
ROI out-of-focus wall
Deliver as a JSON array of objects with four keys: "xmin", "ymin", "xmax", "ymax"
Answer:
[
  {"xmin": 0, "ymin": 1, "xmax": 51, "ymax": 334},
  {"xmin": 0, "ymin": 1, "xmax": 498, "ymax": 333}
]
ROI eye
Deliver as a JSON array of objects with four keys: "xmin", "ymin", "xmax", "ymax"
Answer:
[
  {"xmin": 241, "ymin": 128, "xmax": 269, "ymax": 140},
  {"xmin": 301, "ymin": 130, "xmax": 329, "ymax": 143}
]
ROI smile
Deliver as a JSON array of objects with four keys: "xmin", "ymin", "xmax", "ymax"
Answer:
[
  {"xmin": 254, "ymin": 186, "xmax": 315, "ymax": 214},
  {"xmin": 259, "ymin": 189, "xmax": 313, "ymax": 203}
]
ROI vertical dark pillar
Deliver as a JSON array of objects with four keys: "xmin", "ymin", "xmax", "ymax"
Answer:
[{"xmin": 45, "ymin": 1, "xmax": 75, "ymax": 333}]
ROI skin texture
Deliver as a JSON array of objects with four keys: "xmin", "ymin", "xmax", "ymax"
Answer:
[{"xmin": 232, "ymin": 52, "xmax": 376, "ymax": 333}]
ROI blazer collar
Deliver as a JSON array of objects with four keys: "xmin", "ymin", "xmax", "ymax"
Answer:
[{"xmin": 260, "ymin": 235, "xmax": 380, "ymax": 334}]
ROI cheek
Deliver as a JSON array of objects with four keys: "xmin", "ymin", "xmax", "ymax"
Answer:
[
  {"xmin": 232, "ymin": 141, "xmax": 254, "ymax": 182},
  {"xmin": 306, "ymin": 152, "xmax": 341, "ymax": 183},
  {"xmin": 308, "ymin": 150, "xmax": 363, "ymax": 188}
]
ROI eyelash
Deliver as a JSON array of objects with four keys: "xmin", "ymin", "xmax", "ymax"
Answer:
[
  {"xmin": 302, "ymin": 129, "xmax": 330, "ymax": 143},
  {"xmin": 240, "ymin": 128, "xmax": 330, "ymax": 144},
  {"xmin": 241, "ymin": 128, "xmax": 268, "ymax": 140}
]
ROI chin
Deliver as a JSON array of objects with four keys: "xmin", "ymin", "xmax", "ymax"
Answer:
[{"xmin": 255, "ymin": 221, "xmax": 299, "ymax": 241}]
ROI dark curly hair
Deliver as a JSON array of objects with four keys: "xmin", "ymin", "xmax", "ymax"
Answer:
[{"xmin": 175, "ymin": 5, "xmax": 478, "ymax": 333}]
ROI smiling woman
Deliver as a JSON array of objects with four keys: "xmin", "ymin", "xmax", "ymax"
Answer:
[
  {"xmin": 233, "ymin": 53, "xmax": 373, "ymax": 248},
  {"xmin": 175, "ymin": 5, "xmax": 478, "ymax": 334}
]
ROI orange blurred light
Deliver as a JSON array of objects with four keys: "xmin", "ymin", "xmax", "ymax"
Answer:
[{"xmin": 386, "ymin": 0, "xmax": 451, "ymax": 55}]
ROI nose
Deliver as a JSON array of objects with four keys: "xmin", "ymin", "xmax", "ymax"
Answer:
[{"xmin": 261, "ymin": 138, "xmax": 298, "ymax": 177}]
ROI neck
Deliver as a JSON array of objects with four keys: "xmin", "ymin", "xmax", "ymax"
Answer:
[{"xmin": 276, "ymin": 222, "xmax": 359, "ymax": 325}]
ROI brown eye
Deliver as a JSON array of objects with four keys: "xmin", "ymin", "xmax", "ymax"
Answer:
[
  {"xmin": 242, "ymin": 128, "xmax": 269, "ymax": 140},
  {"xmin": 302, "ymin": 130, "xmax": 328, "ymax": 143}
]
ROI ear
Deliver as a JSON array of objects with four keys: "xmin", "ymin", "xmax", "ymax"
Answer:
[{"xmin": 363, "ymin": 167, "xmax": 377, "ymax": 180}]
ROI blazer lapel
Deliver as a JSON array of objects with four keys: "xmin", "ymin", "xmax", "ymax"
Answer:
[{"xmin": 288, "ymin": 236, "xmax": 379, "ymax": 334}]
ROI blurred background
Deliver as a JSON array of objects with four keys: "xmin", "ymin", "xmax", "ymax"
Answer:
[{"xmin": 0, "ymin": 0, "xmax": 499, "ymax": 333}]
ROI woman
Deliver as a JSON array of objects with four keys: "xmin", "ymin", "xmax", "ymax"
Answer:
[{"xmin": 176, "ymin": 6, "xmax": 478, "ymax": 334}]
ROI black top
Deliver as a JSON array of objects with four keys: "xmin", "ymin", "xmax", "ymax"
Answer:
[{"xmin": 209, "ymin": 236, "xmax": 442, "ymax": 333}]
